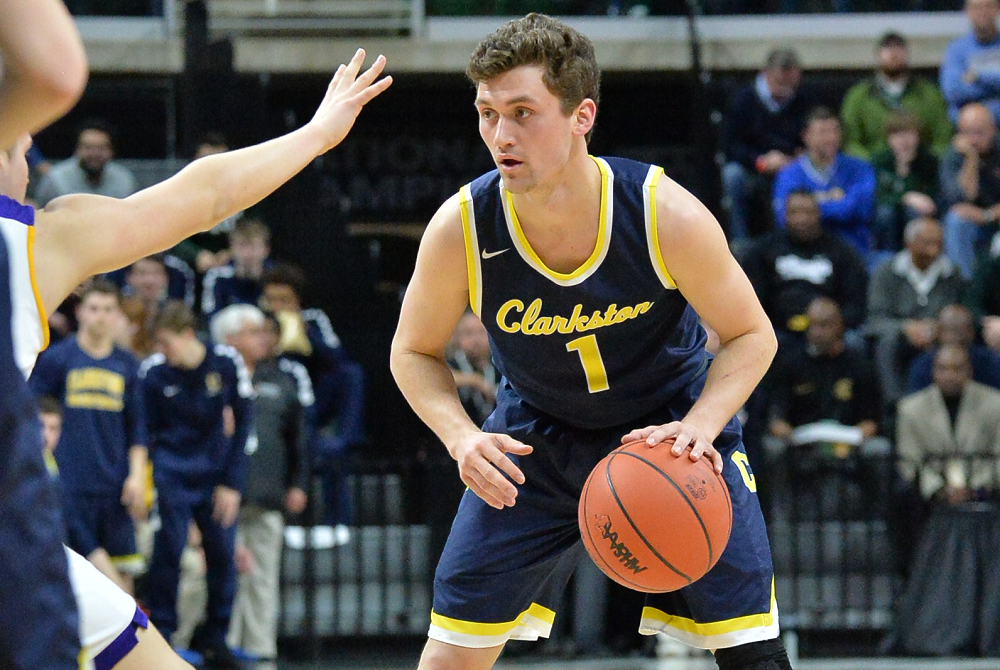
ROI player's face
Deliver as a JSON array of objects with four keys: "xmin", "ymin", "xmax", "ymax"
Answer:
[
  {"xmin": 230, "ymin": 235, "xmax": 269, "ymax": 273},
  {"xmin": 475, "ymin": 65, "xmax": 583, "ymax": 194},
  {"xmin": 127, "ymin": 259, "xmax": 168, "ymax": 301},
  {"xmin": 0, "ymin": 134, "xmax": 31, "ymax": 202},
  {"xmin": 155, "ymin": 328, "xmax": 194, "ymax": 367},
  {"xmin": 77, "ymin": 292, "xmax": 121, "ymax": 340},
  {"xmin": 39, "ymin": 413, "xmax": 62, "ymax": 452},
  {"xmin": 261, "ymin": 284, "xmax": 300, "ymax": 314}
]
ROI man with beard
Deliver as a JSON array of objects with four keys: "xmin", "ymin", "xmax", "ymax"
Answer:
[
  {"xmin": 34, "ymin": 118, "xmax": 137, "ymax": 206},
  {"xmin": 840, "ymin": 32, "xmax": 951, "ymax": 161}
]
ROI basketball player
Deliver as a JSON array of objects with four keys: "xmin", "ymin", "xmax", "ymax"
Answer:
[
  {"xmin": 0, "ymin": 2, "xmax": 88, "ymax": 668},
  {"xmin": 0, "ymin": 49, "xmax": 390, "ymax": 670},
  {"xmin": 390, "ymin": 15, "xmax": 791, "ymax": 670}
]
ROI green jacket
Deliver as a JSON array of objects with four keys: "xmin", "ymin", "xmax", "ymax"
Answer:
[{"xmin": 840, "ymin": 76, "xmax": 952, "ymax": 160}]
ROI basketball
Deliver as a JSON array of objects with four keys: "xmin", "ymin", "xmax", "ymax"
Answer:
[{"xmin": 578, "ymin": 439, "xmax": 733, "ymax": 593}]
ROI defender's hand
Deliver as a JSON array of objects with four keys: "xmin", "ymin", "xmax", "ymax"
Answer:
[
  {"xmin": 621, "ymin": 422, "xmax": 724, "ymax": 473},
  {"xmin": 310, "ymin": 49, "xmax": 392, "ymax": 153},
  {"xmin": 449, "ymin": 432, "xmax": 533, "ymax": 510}
]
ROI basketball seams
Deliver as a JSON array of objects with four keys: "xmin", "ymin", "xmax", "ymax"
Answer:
[
  {"xmin": 615, "ymin": 447, "xmax": 718, "ymax": 574},
  {"xmin": 604, "ymin": 451, "xmax": 693, "ymax": 586},
  {"xmin": 579, "ymin": 467, "xmax": 656, "ymax": 592}
]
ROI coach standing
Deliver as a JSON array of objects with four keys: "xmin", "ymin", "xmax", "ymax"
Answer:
[{"xmin": 139, "ymin": 300, "xmax": 254, "ymax": 669}]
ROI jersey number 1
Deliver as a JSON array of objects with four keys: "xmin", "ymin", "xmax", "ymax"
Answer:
[{"xmin": 566, "ymin": 334, "xmax": 610, "ymax": 393}]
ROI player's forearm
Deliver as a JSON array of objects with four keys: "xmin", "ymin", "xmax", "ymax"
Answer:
[
  {"xmin": 0, "ymin": 0, "xmax": 87, "ymax": 150},
  {"xmin": 391, "ymin": 349, "xmax": 481, "ymax": 454},
  {"xmin": 683, "ymin": 327, "xmax": 777, "ymax": 440},
  {"xmin": 176, "ymin": 124, "xmax": 329, "ymax": 233}
]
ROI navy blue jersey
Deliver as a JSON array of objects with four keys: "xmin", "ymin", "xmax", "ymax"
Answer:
[
  {"xmin": 30, "ymin": 337, "xmax": 147, "ymax": 495},
  {"xmin": 139, "ymin": 344, "xmax": 254, "ymax": 490},
  {"xmin": 200, "ymin": 261, "xmax": 272, "ymax": 316},
  {"xmin": 461, "ymin": 157, "xmax": 707, "ymax": 430},
  {"xmin": 103, "ymin": 253, "xmax": 195, "ymax": 306},
  {"xmin": 0, "ymin": 197, "xmax": 80, "ymax": 668}
]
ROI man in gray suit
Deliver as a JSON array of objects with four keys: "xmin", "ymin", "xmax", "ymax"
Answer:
[
  {"xmin": 897, "ymin": 343, "xmax": 1000, "ymax": 501},
  {"xmin": 894, "ymin": 343, "xmax": 1000, "ymax": 656}
]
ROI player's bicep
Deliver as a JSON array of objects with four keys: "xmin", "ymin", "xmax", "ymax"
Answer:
[
  {"xmin": 393, "ymin": 196, "xmax": 470, "ymax": 359},
  {"xmin": 655, "ymin": 179, "xmax": 771, "ymax": 346}
]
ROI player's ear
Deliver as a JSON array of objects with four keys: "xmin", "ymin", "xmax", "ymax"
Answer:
[{"xmin": 572, "ymin": 98, "xmax": 597, "ymax": 138}]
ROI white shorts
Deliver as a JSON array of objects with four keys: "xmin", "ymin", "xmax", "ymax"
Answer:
[{"xmin": 65, "ymin": 546, "xmax": 145, "ymax": 670}]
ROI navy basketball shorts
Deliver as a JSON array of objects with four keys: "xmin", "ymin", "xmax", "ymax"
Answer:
[
  {"xmin": 430, "ymin": 378, "xmax": 778, "ymax": 650},
  {"xmin": 63, "ymin": 492, "xmax": 145, "ymax": 575}
]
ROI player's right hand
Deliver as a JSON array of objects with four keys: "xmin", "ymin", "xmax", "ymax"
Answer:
[
  {"xmin": 449, "ymin": 432, "xmax": 533, "ymax": 510},
  {"xmin": 309, "ymin": 49, "xmax": 392, "ymax": 154}
]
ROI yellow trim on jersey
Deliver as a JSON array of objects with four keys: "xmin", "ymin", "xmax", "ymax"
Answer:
[
  {"xmin": 641, "ymin": 578, "xmax": 776, "ymax": 636},
  {"xmin": 26, "ymin": 226, "xmax": 50, "ymax": 350},
  {"xmin": 79, "ymin": 647, "xmax": 93, "ymax": 670},
  {"xmin": 646, "ymin": 168, "xmax": 677, "ymax": 289},
  {"xmin": 459, "ymin": 185, "xmax": 482, "ymax": 317},
  {"xmin": 430, "ymin": 603, "xmax": 556, "ymax": 636},
  {"xmin": 505, "ymin": 156, "xmax": 609, "ymax": 282},
  {"xmin": 109, "ymin": 553, "xmax": 146, "ymax": 566}
]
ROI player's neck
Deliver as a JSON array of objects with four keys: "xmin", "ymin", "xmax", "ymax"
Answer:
[
  {"xmin": 511, "ymin": 149, "xmax": 600, "ymax": 230},
  {"xmin": 76, "ymin": 330, "xmax": 114, "ymax": 358}
]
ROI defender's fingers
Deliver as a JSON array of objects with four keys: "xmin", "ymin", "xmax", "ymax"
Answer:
[
  {"xmin": 350, "ymin": 54, "xmax": 386, "ymax": 91},
  {"xmin": 354, "ymin": 74, "xmax": 393, "ymax": 106}
]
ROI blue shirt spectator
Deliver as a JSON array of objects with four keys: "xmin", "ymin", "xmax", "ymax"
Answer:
[
  {"xmin": 773, "ymin": 107, "xmax": 876, "ymax": 256},
  {"xmin": 941, "ymin": 0, "xmax": 1000, "ymax": 126}
]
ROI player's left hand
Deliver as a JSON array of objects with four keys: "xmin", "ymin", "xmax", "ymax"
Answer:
[
  {"xmin": 309, "ymin": 49, "xmax": 393, "ymax": 153},
  {"xmin": 621, "ymin": 422, "xmax": 724, "ymax": 474},
  {"xmin": 121, "ymin": 474, "xmax": 148, "ymax": 521},
  {"xmin": 212, "ymin": 485, "xmax": 242, "ymax": 528}
]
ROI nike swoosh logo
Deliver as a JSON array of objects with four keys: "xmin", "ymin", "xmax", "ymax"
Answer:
[{"xmin": 481, "ymin": 248, "xmax": 510, "ymax": 260}]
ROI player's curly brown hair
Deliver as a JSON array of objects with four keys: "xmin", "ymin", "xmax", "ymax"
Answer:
[{"xmin": 467, "ymin": 13, "xmax": 600, "ymax": 143}]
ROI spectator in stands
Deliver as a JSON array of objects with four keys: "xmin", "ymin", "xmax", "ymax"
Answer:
[
  {"xmin": 907, "ymin": 303, "xmax": 1000, "ymax": 392},
  {"xmin": 171, "ymin": 132, "xmax": 238, "ymax": 275},
  {"xmin": 141, "ymin": 301, "xmax": 253, "ymax": 669},
  {"xmin": 33, "ymin": 118, "xmax": 137, "ymax": 206},
  {"xmin": 867, "ymin": 217, "xmax": 966, "ymax": 406},
  {"xmin": 940, "ymin": 102, "xmax": 1000, "ymax": 278},
  {"xmin": 768, "ymin": 297, "xmax": 882, "ymax": 444},
  {"xmin": 448, "ymin": 311, "xmax": 499, "ymax": 426},
  {"xmin": 966, "ymin": 231, "xmax": 1000, "ymax": 352},
  {"xmin": 720, "ymin": 47, "xmax": 813, "ymax": 242},
  {"xmin": 894, "ymin": 344, "xmax": 1000, "ymax": 657},
  {"xmin": 210, "ymin": 305, "xmax": 311, "ymax": 664},
  {"xmin": 202, "ymin": 219, "xmax": 273, "ymax": 317},
  {"xmin": 773, "ymin": 107, "xmax": 876, "ymax": 258},
  {"xmin": 871, "ymin": 110, "xmax": 940, "ymax": 252},
  {"xmin": 941, "ymin": 0, "xmax": 1000, "ymax": 127},
  {"xmin": 260, "ymin": 264, "xmax": 365, "ymax": 530},
  {"xmin": 742, "ymin": 190, "xmax": 868, "ymax": 347},
  {"xmin": 841, "ymin": 32, "xmax": 952, "ymax": 161}
]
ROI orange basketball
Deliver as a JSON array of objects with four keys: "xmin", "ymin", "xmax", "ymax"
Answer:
[{"xmin": 578, "ymin": 439, "xmax": 733, "ymax": 593}]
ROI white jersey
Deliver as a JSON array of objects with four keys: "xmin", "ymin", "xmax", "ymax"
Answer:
[{"xmin": 0, "ymin": 199, "xmax": 48, "ymax": 378}]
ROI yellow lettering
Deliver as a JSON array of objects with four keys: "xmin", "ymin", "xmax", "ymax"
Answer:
[
  {"xmin": 496, "ymin": 299, "xmax": 524, "ymax": 333},
  {"xmin": 495, "ymin": 298, "xmax": 656, "ymax": 336},
  {"xmin": 612, "ymin": 306, "xmax": 633, "ymax": 323}
]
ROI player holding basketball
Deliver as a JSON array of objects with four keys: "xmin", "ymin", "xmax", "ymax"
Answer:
[
  {"xmin": 390, "ymin": 14, "xmax": 789, "ymax": 670},
  {"xmin": 0, "ymin": 47, "xmax": 390, "ymax": 669}
]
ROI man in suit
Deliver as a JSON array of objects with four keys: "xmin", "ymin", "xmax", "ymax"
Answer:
[
  {"xmin": 897, "ymin": 343, "xmax": 1000, "ymax": 501},
  {"xmin": 894, "ymin": 343, "xmax": 1000, "ymax": 656}
]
